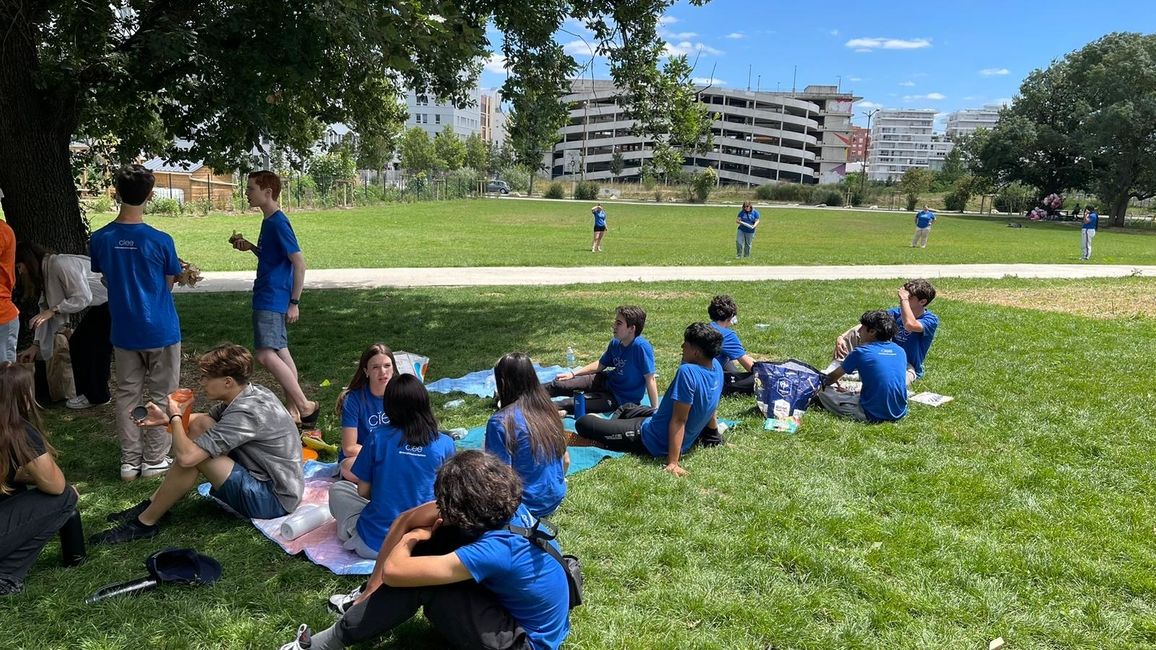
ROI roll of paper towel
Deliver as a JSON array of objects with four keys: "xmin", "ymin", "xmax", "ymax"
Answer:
[{"xmin": 280, "ymin": 504, "xmax": 332, "ymax": 540}]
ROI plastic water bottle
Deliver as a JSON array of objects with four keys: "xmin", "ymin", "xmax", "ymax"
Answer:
[{"xmin": 565, "ymin": 346, "xmax": 576, "ymax": 369}]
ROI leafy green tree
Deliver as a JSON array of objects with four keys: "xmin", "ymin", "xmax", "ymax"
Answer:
[
  {"xmin": 899, "ymin": 168, "xmax": 934, "ymax": 205},
  {"xmin": 309, "ymin": 151, "xmax": 357, "ymax": 197},
  {"xmin": 937, "ymin": 146, "xmax": 965, "ymax": 188},
  {"xmin": 464, "ymin": 133, "xmax": 489, "ymax": 171},
  {"xmin": 620, "ymin": 55, "xmax": 714, "ymax": 182},
  {"xmin": 0, "ymin": 0, "xmax": 709, "ymax": 251},
  {"xmin": 434, "ymin": 127, "xmax": 467, "ymax": 171},
  {"xmin": 398, "ymin": 128, "xmax": 439, "ymax": 176},
  {"xmin": 610, "ymin": 150, "xmax": 625, "ymax": 182}
]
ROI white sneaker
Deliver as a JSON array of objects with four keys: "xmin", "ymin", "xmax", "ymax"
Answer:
[
  {"xmin": 120, "ymin": 463, "xmax": 140, "ymax": 481},
  {"xmin": 140, "ymin": 457, "xmax": 174, "ymax": 478},
  {"xmin": 279, "ymin": 624, "xmax": 312, "ymax": 650},
  {"xmin": 328, "ymin": 583, "xmax": 364, "ymax": 615},
  {"xmin": 66, "ymin": 395, "xmax": 104, "ymax": 409}
]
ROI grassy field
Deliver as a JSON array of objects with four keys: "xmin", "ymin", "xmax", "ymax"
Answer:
[
  {"xmin": 6, "ymin": 278, "xmax": 1156, "ymax": 649},
  {"xmin": 87, "ymin": 200, "xmax": 1156, "ymax": 270}
]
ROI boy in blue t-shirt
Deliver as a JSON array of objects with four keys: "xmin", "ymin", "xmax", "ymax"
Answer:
[
  {"xmin": 546, "ymin": 305, "xmax": 658, "ymax": 414},
  {"xmin": 912, "ymin": 205, "xmax": 936, "ymax": 248},
  {"xmin": 827, "ymin": 278, "xmax": 939, "ymax": 386},
  {"xmin": 575, "ymin": 323, "xmax": 724, "ymax": 477},
  {"xmin": 708, "ymin": 295, "xmax": 757, "ymax": 396},
  {"xmin": 1081, "ymin": 206, "xmax": 1099, "ymax": 260},
  {"xmin": 230, "ymin": 171, "xmax": 318, "ymax": 427},
  {"xmin": 89, "ymin": 165, "xmax": 182, "ymax": 481},
  {"xmin": 283, "ymin": 450, "xmax": 571, "ymax": 650},
  {"xmin": 817, "ymin": 310, "xmax": 908, "ymax": 423},
  {"xmin": 590, "ymin": 204, "xmax": 607, "ymax": 252}
]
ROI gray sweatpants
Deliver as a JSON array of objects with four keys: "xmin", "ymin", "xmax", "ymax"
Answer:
[
  {"xmin": 327, "ymin": 480, "xmax": 378, "ymax": 559},
  {"xmin": 113, "ymin": 344, "xmax": 180, "ymax": 466}
]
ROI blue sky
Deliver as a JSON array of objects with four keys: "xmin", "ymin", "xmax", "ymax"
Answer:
[{"xmin": 479, "ymin": 0, "xmax": 1156, "ymax": 128}]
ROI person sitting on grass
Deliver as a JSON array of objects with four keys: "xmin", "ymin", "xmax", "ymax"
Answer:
[
  {"xmin": 826, "ymin": 278, "xmax": 939, "ymax": 387},
  {"xmin": 545, "ymin": 305, "xmax": 658, "ymax": 415},
  {"xmin": 327, "ymin": 374, "xmax": 456, "ymax": 559},
  {"xmin": 708, "ymin": 295, "xmax": 758, "ymax": 396},
  {"xmin": 335, "ymin": 343, "xmax": 397, "ymax": 481},
  {"xmin": 0, "ymin": 363, "xmax": 80, "ymax": 596},
  {"xmin": 574, "ymin": 323, "xmax": 724, "ymax": 477},
  {"xmin": 488, "ymin": 352, "xmax": 569, "ymax": 518},
  {"xmin": 282, "ymin": 450, "xmax": 571, "ymax": 650},
  {"xmin": 90, "ymin": 344, "xmax": 304, "ymax": 544},
  {"xmin": 815, "ymin": 310, "xmax": 908, "ymax": 423}
]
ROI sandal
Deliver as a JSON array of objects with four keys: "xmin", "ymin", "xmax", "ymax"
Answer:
[{"xmin": 299, "ymin": 401, "xmax": 321, "ymax": 427}]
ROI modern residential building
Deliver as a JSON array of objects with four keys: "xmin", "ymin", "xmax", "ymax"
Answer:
[
  {"xmin": 405, "ymin": 86, "xmax": 482, "ymax": 139},
  {"xmin": 847, "ymin": 125, "xmax": 869, "ymax": 163},
  {"xmin": 550, "ymin": 80, "xmax": 859, "ymax": 186},
  {"xmin": 945, "ymin": 105, "xmax": 1002, "ymax": 140},
  {"xmin": 480, "ymin": 90, "xmax": 508, "ymax": 146},
  {"xmin": 865, "ymin": 109, "xmax": 953, "ymax": 182}
]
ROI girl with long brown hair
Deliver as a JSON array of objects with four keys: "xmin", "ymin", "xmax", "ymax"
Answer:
[
  {"xmin": 0, "ymin": 363, "xmax": 79, "ymax": 595},
  {"xmin": 335, "ymin": 343, "xmax": 397, "ymax": 481},
  {"xmin": 485, "ymin": 352, "xmax": 569, "ymax": 517}
]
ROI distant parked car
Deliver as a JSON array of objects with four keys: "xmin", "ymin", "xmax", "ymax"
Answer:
[{"xmin": 485, "ymin": 180, "xmax": 510, "ymax": 194}]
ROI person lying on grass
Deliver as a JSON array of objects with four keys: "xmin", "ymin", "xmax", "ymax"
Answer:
[
  {"xmin": 334, "ymin": 343, "xmax": 397, "ymax": 482},
  {"xmin": 90, "ymin": 344, "xmax": 304, "ymax": 544},
  {"xmin": 328, "ymin": 374, "xmax": 455, "ymax": 559},
  {"xmin": 825, "ymin": 278, "xmax": 939, "ymax": 387},
  {"xmin": 574, "ymin": 322, "xmax": 724, "ymax": 477},
  {"xmin": 283, "ymin": 450, "xmax": 570, "ymax": 650},
  {"xmin": 545, "ymin": 304, "xmax": 658, "ymax": 416},
  {"xmin": 815, "ymin": 310, "xmax": 909, "ymax": 423},
  {"xmin": 488, "ymin": 352, "xmax": 569, "ymax": 518}
]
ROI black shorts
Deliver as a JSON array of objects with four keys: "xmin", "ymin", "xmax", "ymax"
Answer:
[{"xmin": 593, "ymin": 225, "xmax": 606, "ymax": 232}]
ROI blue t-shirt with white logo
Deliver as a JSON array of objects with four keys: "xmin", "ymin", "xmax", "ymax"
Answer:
[
  {"xmin": 915, "ymin": 210, "xmax": 936, "ymax": 228},
  {"xmin": 598, "ymin": 336, "xmax": 657, "ymax": 406},
  {"xmin": 887, "ymin": 307, "xmax": 939, "ymax": 377},
  {"xmin": 456, "ymin": 504, "xmax": 571, "ymax": 650},
  {"xmin": 737, "ymin": 209, "xmax": 760, "ymax": 233},
  {"xmin": 89, "ymin": 222, "xmax": 182, "ymax": 350},
  {"xmin": 840, "ymin": 341, "xmax": 908, "ymax": 422},
  {"xmin": 1083, "ymin": 211, "xmax": 1099, "ymax": 230},
  {"xmin": 485, "ymin": 405, "xmax": 566, "ymax": 517},
  {"xmin": 592, "ymin": 208, "xmax": 606, "ymax": 229},
  {"xmin": 338, "ymin": 385, "xmax": 390, "ymax": 463},
  {"xmin": 641, "ymin": 359, "xmax": 724, "ymax": 457},
  {"xmin": 349, "ymin": 425, "xmax": 455, "ymax": 553},
  {"xmin": 709, "ymin": 322, "xmax": 747, "ymax": 368},
  {"xmin": 253, "ymin": 211, "xmax": 301, "ymax": 313}
]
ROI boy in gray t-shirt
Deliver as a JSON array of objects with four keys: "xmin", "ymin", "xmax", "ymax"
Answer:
[{"xmin": 92, "ymin": 344, "xmax": 305, "ymax": 545}]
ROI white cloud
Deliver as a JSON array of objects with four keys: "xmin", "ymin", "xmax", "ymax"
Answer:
[
  {"xmin": 926, "ymin": 92, "xmax": 946, "ymax": 100},
  {"xmin": 857, "ymin": 100, "xmax": 883, "ymax": 109},
  {"xmin": 979, "ymin": 67, "xmax": 1010, "ymax": 76},
  {"xmin": 659, "ymin": 15, "xmax": 678, "ymax": 25},
  {"xmin": 848, "ymin": 76, "xmax": 864, "ymax": 82},
  {"xmin": 725, "ymin": 32, "xmax": 746, "ymax": 40},
  {"xmin": 663, "ymin": 41, "xmax": 723, "ymax": 57},
  {"xmin": 666, "ymin": 31, "xmax": 698, "ymax": 39},
  {"xmin": 692, "ymin": 77, "xmax": 726, "ymax": 86},
  {"xmin": 829, "ymin": 29, "xmax": 840, "ymax": 36},
  {"xmin": 899, "ymin": 81, "xmax": 915, "ymax": 87},
  {"xmin": 483, "ymin": 53, "xmax": 507, "ymax": 74},
  {"xmin": 993, "ymin": 97, "xmax": 1013, "ymax": 106},
  {"xmin": 562, "ymin": 39, "xmax": 597, "ymax": 57},
  {"xmin": 903, "ymin": 92, "xmax": 945, "ymax": 102},
  {"xmin": 845, "ymin": 37, "xmax": 931, "ymax": 51}
]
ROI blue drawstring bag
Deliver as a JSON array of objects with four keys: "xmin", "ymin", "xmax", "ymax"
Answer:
[{"xmin": 753, "ymin": 360, "xmax": 824, "ymax": 432}]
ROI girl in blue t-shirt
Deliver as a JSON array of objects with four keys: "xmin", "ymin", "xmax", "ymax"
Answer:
[
  {"xmin": 328, "ymin": 374, "xmax": 455, "ymax": 558},
  {"xmin": 335, "ymin": 343, "xmax": 396, "ymax": 480},
  {"xmin": 486, "ymin": 353, "xmax": 569, "ymax": 517}
]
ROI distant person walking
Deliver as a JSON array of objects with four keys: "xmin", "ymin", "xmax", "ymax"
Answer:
[
  {"xmin": 911, "ymin": 205, "xmax": 935, "ymax": 248},
  {"xmin": 591, "ymin": 204, "xmax": 607, "ymax": 252},
  {"xmin": 735, "ymin": 201, "xmax": 760, "ymax": 258},
  {"xmin": 1081, "ymin": 206, "xmax": 1099, "ymax": 260}
]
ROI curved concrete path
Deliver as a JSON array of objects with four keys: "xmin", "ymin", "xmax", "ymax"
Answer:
[{"xmin": 177, "ymin": 264, "xmax": 1156, "ymax": 293}]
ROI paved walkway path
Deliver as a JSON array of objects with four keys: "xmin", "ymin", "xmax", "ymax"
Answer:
[{"xmin": 178, "ymin": 264, "xmax": 1156, "ymax": 293}]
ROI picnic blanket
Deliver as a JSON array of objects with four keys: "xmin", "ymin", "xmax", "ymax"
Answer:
[{"xmin": 426, "ymin": 364, "xmax": 569, "ymax": 397}]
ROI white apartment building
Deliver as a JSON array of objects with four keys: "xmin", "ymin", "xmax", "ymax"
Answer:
[
  {"xmin": 945, "ymin": 105, "xmax": 1002, "ymax": 140},
  {"xmin": 405, "ymin": 87, "xmax": 482, "ymax": 139},
  {"xmin": 866, "ymin": 109, "xmax": 953, "ymax": 182},
  {"xmin": 551, "ymin": 80, "xmax": 858, "ymax": 185}
]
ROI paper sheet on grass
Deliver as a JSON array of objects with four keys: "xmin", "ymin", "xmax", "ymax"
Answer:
[{"xmin": 909, "ymin": 392, "xmax": 954, "ymax": 407}]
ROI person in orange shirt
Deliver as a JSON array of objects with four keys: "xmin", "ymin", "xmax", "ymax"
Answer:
[{"xmin": 0, "ymin": 219, "xmax": 19, "ymax": 363}]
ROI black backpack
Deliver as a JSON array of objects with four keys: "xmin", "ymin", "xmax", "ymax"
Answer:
[{"xmin": 506, "ymin": 518, "xmax": 584, "ymax": 609}]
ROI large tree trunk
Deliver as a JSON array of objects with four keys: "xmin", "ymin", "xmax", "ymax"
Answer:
[
  {"xmin": 1109, "ymin": 193, "xmax": 1130, "ymax": 228},
  {"xmin": 0, "ymin": 8, "xmax": 88, "ymax": 253}
]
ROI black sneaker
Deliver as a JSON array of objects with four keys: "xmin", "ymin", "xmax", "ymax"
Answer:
[
  {"xmin": 90, "ymin": 518, "xmax": 160, "ymax": 545},
  {"xmin": 0, "ymin": 578, "xmax": 24, "ymax": 596},
  {"xmin": 105, "ymin": 500, "xmax": 170, "ymax": 525}
]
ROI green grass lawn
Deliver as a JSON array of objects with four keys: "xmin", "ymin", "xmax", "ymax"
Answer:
[
  {"xmin": 88, "ymin": 200, "xmax": 1156, "ymax": 270},
  {"xmin": 6, "ymin": 278, "xmax": 1156, "ymax": 648}
]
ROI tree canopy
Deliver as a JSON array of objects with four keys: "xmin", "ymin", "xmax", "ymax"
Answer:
[{"xmin": 0, "ymin": 0, "xmax": 709, "ymax": 251}]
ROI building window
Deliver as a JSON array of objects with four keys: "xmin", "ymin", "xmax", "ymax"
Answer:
[{"xmin": 435, "ymin": 114, "xmax": 441, "ymax": 125}]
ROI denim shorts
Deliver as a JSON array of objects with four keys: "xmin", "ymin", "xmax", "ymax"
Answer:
[
  {"xmin": 210, "ymin": 462, "xmax": 288, "ymax": 519},
  {"xmin": 253, "ymin": 309, "xmax": 288, "ymax": 350}
]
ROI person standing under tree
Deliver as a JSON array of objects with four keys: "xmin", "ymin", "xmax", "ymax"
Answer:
[
  {"xmin": 912, "ymin": 205, "xmax": 935, "ymax": 248},
  {"xmin": 1081, "ymin": 206, "xmax": 1099, "ymax": 261},
  {"xmin": 590, "ymin": 204, "xmax": 607, "ymax": 252},
  {"xmin": 735, "ymin": 201, "xmax": 760, "ymax": 258}
]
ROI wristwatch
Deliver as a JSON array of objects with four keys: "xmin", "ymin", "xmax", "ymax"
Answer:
[{"xmin": 289, "ymin": 298, "xmax": 300, "ymax": 305}]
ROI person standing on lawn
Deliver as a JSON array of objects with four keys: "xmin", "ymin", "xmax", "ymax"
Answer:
[
  {"xmin": 736, "ymin": 201, "xmax": 760, "ymax": 258},
  {"xmin": 89, "ymin": 165, "xmax": 182, "ymax": 482},
  {"xmin": 0, "ymin": 217, "xmax": 18, "ymax": 363},
  {"xmin": 15, "ymin": 242, "xmax": 112, "ymax": 409},
  {"xmin": 816, "ymin": 310, "xmax": 908, "ymax": 423},
  {"xmin": 591, "ymin": 204, "xmax": 607, "ymax": 252},
  {"xmin": 1081, "ymin": 206, "xmax": 1099, "ymax": 260},
  {"xmin": 230, "ymin": 171, "xmax": 319, "ymax": 427},
  {"xmin": 912, "ymin": 205, "xmax": 936, "ymax": 248}
]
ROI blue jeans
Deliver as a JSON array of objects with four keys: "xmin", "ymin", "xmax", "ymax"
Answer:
[
  {"xmin": 210, "ymin": 463, "xmax": 288, "ymax": 519},
  {"xmin": 736, "ymin": 230, "xmax": 754, "ymax": 257},
  {"xmin": 252, "ymin": 309, "xmax": 288, "ymax": 350},
  {"xmin": 0, "ymin": 317, "xmax": 18, "ymax": 363}
]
